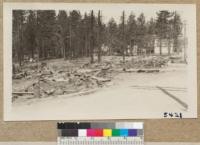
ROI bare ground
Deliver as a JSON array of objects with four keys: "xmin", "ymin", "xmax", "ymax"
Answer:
[{"xmin": 9, "ymin": 56, "xmax": 192, "ymax": 120}]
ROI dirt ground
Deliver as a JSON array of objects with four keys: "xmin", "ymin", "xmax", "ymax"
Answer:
[{"xmin": 9, "ymin": 55, "xmax": 194, "ymax": 120}]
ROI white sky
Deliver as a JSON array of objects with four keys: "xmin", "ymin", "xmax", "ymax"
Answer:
[{"xmin": 6, "ymin": 3, "xmax": 194, "ymax": 24}]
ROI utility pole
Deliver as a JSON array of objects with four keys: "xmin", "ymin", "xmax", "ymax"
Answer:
[{"xmin": 183, "ymin": 20, "xmax": 187, "ymax": 63}]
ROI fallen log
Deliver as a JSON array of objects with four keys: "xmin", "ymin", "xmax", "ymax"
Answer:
[
  {"xmin": 124, "ymin": 68, "xmax": 159, "ymax": 73},
  {"xmin": 78, "ymin": 69, "xmax": 100, "ymax": 73},
  {"xmin": 12, "ymin": 92, "xmax": 34, "ymax": 95},
  {"xmin": 123, "ymin": 68, "xmax": 138, "ymax": 72},
  {"xmin": 59, "ymin": 89, "xmax": 98, "ymax": 98},
  {"xmin": 91, "ymin": 76, "xmax": 111, "ymax": 82},
  {"xmin": 138, "ymin": 69, "xmax": 159, "ymax": 73},
  {"xmin": 13, "ymin": 72, "xmax": 27, "ymax": 79},
  {"xmin": 101, "ymin": 65, "xmax": 111, "ymax": 70}
]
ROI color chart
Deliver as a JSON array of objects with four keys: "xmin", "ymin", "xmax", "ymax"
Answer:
[{"xmin": 57, "ymin": 122, "xmax": 144, "ymax": 145}]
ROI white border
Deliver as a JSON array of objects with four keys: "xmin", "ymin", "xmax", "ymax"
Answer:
[{"xmin": 3, "ymin": 3, "xmax": 197, "ymax": 121}]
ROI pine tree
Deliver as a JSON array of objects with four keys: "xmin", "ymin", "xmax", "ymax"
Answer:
[
  {"xmin": 122, "ymin": 11, "xmax": 125, "ymax": 62},
  {"xmin": 36, "ymin": 10, "xmax": 56, "ymax": 59},
  {"xmin": 83, "ymin": 13, "xmax": 90, "ymax": 57},
  {"xmin": 90, "ymin": 10, "xmax": 95, "ymax": 63},
  {"xmin": 25, "ymin": 10, "xmax": 37, "ymax": 59},
  {"xmin": 136, "ymin": 13, "xmax": 146, "ymax": 55},
  {"xmin": 146, "ymin": 18, "xmax": 156, "ymax": 54},
  {"xmin": 97, "ymin": 10, "xmax": 102, "ymax": 63},
  {"xmin": 127, "ymin": 12, "xmax": 137, "ymax": 55},
  {"xmin": 13, "ymin": 10, "xmax": 25, "ymax": 66},
  {"xmin": 148, "ymin": 18, "xmax": 156, "ymax": 35},
  {"xmin": 69, "ymin": 10, "xmax": 82, "ymax": 58},
  {"xmin": 156, "ymin": 10, "xmax": 173, "ymax": 55},
  {"xmin": 57, "ymin": 10, "xmax": 69, "ymax": 59},
  {"xmin": 171, "ymin": 12, "xmax": 182, "ymax": 52},
  {"xmin": 107, "ymin": 18, "xmax": 118, "ymax": 55}
]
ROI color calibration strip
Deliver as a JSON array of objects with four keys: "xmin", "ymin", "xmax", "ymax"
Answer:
[
  {"xmin": 57, "ymin": 122, "xmax": 144, "ymax": 145},
  {"xmin": 57, "ymin": 122, "xmax": 143, "ymax": 137}
]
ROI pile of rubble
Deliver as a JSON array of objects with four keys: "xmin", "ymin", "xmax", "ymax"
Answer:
[
  {"xmin": 12, "ymin": 61, "xmax": 112, "ymax": 99},
  {"xmin": 12, "ymin": 56, "xmax": 170, "ymax": 100},
  {"xmin": 122, "ymin": 56, "xmax": 169, "ymax": 73},
  {"xmin": 124, "ymin": 56, "xmax": 169, "ymax": 69}
]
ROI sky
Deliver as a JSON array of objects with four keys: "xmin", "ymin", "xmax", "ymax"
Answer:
[
  {"xmin": 53, "ymin": 4, "xmax": 186, "ymax": 24},
  {"xmin": 8, "ymin": 3, "xmax": 193, "ymax": 24}
]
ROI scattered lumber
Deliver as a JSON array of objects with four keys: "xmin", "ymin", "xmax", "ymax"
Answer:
[
  {"xmin": 13, "ymin": 72, "xmax": 27, "ymax": 79},
  {"xmin": 59, "ymin": 89, "xmax": 98, "ymax": 98},
  {"xmin": 12, "ymin": 56, "xmax": 168, "ymax": 101},
  {"xmin": 124, "ymin": 68, "xmax": 159, "ymax": 73},
  {"xmin": 91, "ymin": 76, "xmax": 111, "ymax": 82},
  {"xmin": 123, "ymin": 68, "xmax": 138, "ymax": 73},
  {"xmin": 138, "ymin": 69, "xmax": 159, "ymax": 73},
  {"xmin": 13, "ymin": 92, "xmax": 34, "ymax": 95}
]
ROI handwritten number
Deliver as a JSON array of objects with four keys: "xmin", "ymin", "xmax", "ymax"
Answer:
[{"xmin": 164, "ymin": 112, "xmax": 183, "ymax": 119}]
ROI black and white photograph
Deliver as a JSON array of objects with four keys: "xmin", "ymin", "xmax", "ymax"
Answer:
[{"xmin": 3, "ymin": 3, "xmax": 197, "ymax": 120}]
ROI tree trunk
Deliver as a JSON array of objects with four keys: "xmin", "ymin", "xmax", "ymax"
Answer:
[
  {"xmin": 90, "ymin": 36, "xmax": 94, "ymax": 63},
  {"xmin": 31, "ymin": 47, "xmax": 34, "ymax": 59},
  {"xmin": 85, "ymin": 35, "xmax": 87, "ymax": 57},
  {"xmin": 97, "ymin": 10, "xmax": 102, "ymax": 63},
  {"xmin": 174, "ymin": 37, "xmax": 178, "ymax": 53},
  {"xmin": 19, "ymin": 23, "xmax": 23, "ymax": 66},
  {"xmin": 122, "ymin": 11, "xmax": 125, "ymax": 63},
  {"xmin": 41, "ymin": 40, "xmax": 44, "ymax": 59},
  {"xmin": 159, "ymin": 38, "xmax": 162, "ymax": 55},
  {"xmin": 90, "ymin": 10, "xmax": 94, "ymax": 64},
  {"xmin": 69, "ymin": 20, "xmax": 72, "ymax": 59},
  {"xmin": 168, "ymin": 38, "xmax": 171, "ymax": 56},
  {"xmin": 132, "ymin": 40, "xmax": 135, "ymax": 56},
  {"xmin": 60, "ymin": 34, "xmax": 66, "ymax": 60}
]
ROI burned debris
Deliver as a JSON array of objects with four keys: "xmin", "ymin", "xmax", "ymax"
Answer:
[{"xmin": 12, "ymin": 9, "xmax": 186, "ymax": 102}]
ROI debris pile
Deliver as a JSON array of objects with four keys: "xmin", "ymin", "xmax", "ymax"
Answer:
[
  {"xmin": 12, "ymin": 56, "xmax": 170, "ymax": 101},
  {"xmin": 12, "ymin": 60, "xmax": 112, "ymax": 100},
  {"xmin": 124, "ymin": 56, "xmax": 169, "ymax": 69}
]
